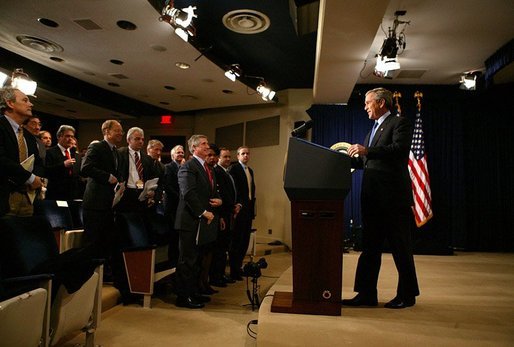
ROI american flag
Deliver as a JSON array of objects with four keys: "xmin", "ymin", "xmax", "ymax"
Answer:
[{"xmin": 408, "ymin": 112, "xmax": 433, "ymax": 227}]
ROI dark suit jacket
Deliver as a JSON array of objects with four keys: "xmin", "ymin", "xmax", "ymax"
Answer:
[
  {"xmin": 353, "ymin": 114, "xmax": 413, "ymax": 216},
  {"xmin": 45, "ymin": 145, "xmax": 81, "ymax": 200},
  {"xmin": 0, "ymin": 115, "xmax": 44, "ymax": 215},
  {"xmin": 228, "ymin": 162, "xmax": 255, "ymax": 218},
  {"xmin": 80, "ymin": 140, "xmax": 119, "ymax": 211},
  {"xmin": 214, "ymin": 165, "xmax": 237, "ymax": 220},
  {"xmin": 174, "ymin": 157, "xmax": 219, "ymax": 232},
  {"xmin": 163, "ymin": 160, "xmax": 180, "ymax": 223},
  {"xmin": 116, "ymin": 147, "xmax": 157, "ymax": 184}
]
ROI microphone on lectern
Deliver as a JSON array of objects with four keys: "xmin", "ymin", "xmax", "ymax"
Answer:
[{"xmin": 291, "ymin": 120, "xmax": 313, "ymax": 137}]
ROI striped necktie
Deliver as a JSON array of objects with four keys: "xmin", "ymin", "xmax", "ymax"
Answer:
[{"xmin": 134, "ymin": 151, "xmax": 143, "ymax": 180}]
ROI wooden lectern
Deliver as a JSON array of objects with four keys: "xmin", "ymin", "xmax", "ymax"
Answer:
[{"xmin": 271, "ymin": 137, "xmax": 351, "ymax": 316}]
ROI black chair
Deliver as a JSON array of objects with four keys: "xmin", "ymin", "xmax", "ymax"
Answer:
[
  {"xmin": 116, "ymin": 212, "xmax": 175, "ymax": 308},
  {"xmin": 34, "ymin": 199, "xmax": 84, "ymax": 252},
  {"xmin": 67, "ymin": 199, "xmax": 84, "ymax": 229}
]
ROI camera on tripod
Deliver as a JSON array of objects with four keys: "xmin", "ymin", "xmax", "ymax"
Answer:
[{"xmin": 242, "ymin": 257, "xmax": 268, "ymax": 278}]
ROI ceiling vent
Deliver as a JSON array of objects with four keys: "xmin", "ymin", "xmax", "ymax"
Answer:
[
  {"xmin": 16, "ymin": 35, "xmax": 63, "ymax": 53},
  {"xmin": 73, "ymin": 19, "xmax": 102, "ymax": 30},
  {"xmin": 222, "ymin": 9, "xmax": 270, "ymax": 34}
]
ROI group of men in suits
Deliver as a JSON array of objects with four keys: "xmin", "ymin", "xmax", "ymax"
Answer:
[{"xmin": 172, "ymin": 137, "xmax": 257, "ymax": 309}]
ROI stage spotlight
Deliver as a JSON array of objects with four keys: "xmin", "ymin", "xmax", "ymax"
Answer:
[
  {"xmin": 224, "ymin": 64, "xmax": 242, "ymax": 82},
  {"xmin": 160, "ymin": 1, "xmax": 197, "ymax": 42},
  {"xmin": 10, "ymin": 68, "xmax": 37, "ymax": 96},
  {"xmin": 256, "ymin": 81, "xmax": 276, "ymax": 101},
  {"xmin": 460, "ymin": 73, "xmax": 477, "ymax": 90},
  {"xmin": 374, "ymin": 56, "xmax": 400, "ymax": 79},
  {"xmin": 0, "ymin": 71, "xmax": 8, "ymax": 87}
]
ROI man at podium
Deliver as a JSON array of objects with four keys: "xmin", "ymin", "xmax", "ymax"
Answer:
[{"xmin": 343, "ymin": 87, "xmax": 420, "ymax": 309}]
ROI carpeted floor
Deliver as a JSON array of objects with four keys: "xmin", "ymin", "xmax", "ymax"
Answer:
[
  {"xmin": 257, "ymin": 251, "xmax": 514, "ymax": 346},
  {"xmin": 58, "ymin": 252, "xmax": 292, "ymax": 347},
  {"xmin": 59, "ymin": 251, "xmax": 514, "ymax": 347}
]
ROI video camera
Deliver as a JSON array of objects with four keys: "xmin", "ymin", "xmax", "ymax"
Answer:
[{"xmin": 242, "ymin": 257, "xmax": 268, "ymax": 278}]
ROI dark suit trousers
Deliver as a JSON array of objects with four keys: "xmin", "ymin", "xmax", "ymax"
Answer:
[
  {"xmin": 210, "ymin": 217, "xmax": 232, "ymax": 280},
  {"xmin": 83, "ymin": 208, "xmax": 116, "ymax": 258},
  {"xmin": 175, "ymin": 229, "xmax": 201, "ymax": 297},
  {"xmin": 354, "ymin": 209, "xmax": 419, "ymax": 298},
  {"xmin": 229, "ymin": 210, "xmax": 252, "ymax": 276}
]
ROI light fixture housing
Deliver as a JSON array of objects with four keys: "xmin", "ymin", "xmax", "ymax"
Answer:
[
  {"xmin": 374, "ymin": 56, "xmax": 400, "ymax": 79},
  {"xmin": 256, "ymin": 81, "xmax": 276, "ymax": 101},
  {"xmin": 160, "ymin": 2, "xmax": 197, "ymax": 42},
  {"xmin": 460, "ymin": 73, "xmax": 478, "ymax": 90},
  {"xmin": 374, "ymin": 10, "xmax": 409, "ymax": 79},
  {"xmin": 10, "ymin": 68, "xmax": 37, "ymax": 96},
  {"xmin": 224, "ymin": 64, "xmax": 242, "ymax": 82},
  {"xmin": 0, "ymin": 71, "xmax": 8, "ymax": 86}
]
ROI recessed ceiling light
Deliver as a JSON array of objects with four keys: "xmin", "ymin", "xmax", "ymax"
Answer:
[
  {"xmin": 222, "ymin": 89, "xmax": 234, "ymax": 94},
  {"xmin": 117, "ymin": 20, "xmax": 137, "ymax": 30},
  {"xmin": 110, "ymin": 59, "xmax": 124, "ymax": 65},
  {"xmin": 50, "ymin": 56, "xmax": 64, "ymax": 62},
  {"xmin": 164, "ymin": 85, "xmax": 176, "ymax": 90},
  {"xmin": 38, "ymin": 18, "xmax": 59, "ymax": 28},
  {"xmin": 175, "ymin": 62, "xmax": 190, "ymax": 69}
]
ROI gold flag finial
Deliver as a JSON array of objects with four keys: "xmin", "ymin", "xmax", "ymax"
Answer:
[
  {"xmin": 393, "ymin": 91, "xmax": 402, "ymax": 115},
  {"xmin": 414, "ymin": 91, "xmax": 423, "ymax": 112}
]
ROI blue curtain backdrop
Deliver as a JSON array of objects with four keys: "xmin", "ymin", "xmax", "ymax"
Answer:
[{"xmin": 308, "ymin": 83, "xmax": 514, "ymax": 253}]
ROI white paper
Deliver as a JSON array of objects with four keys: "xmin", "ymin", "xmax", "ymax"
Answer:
[
  {"xmin": 112, "ymin": 182, "xmax": 126, "ymax": 207},
  {"xmin": 56, "ymin": 200, "xmax": 69, "ymax": 207},
  {"xmin": 20, "ymin": 154, "xmax": 35, "ymax": 172},
  {"xmin": 138, "ymin": 177, "xmax": 159, "ymax": 201}
]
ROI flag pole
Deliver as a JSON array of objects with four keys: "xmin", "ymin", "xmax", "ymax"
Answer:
[
  {"xmin": 414, "ymin": 91, "xmax": 423, "ymax": 112},
  {"xmin": 393, "ymin": 91, "xmax": 402, "ymax": 115}
]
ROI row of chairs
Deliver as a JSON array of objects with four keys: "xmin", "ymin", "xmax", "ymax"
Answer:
[
  {"xmin": 33, "ymin": 199, "xmax": 175, "ymax": 308},
  {"xmin": 0, "ymin": 215, "xmax": 102, "ymax": 347}
]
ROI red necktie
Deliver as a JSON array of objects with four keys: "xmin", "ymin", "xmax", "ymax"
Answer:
[
  {"xmin": 204, "ymin": 162, "xmax": 213, "ymax": 189},
  {"xmin": 134, "ymin": 152, "xmax": 143, "ymax": 180},
  {"xmin": 65, "ymin": 149, "xmax": 73, "ymax": 175}
]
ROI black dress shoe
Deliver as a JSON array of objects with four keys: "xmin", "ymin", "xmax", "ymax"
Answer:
[
  {"xmin": 341, "ymin": 293, "xmax": 378, "ymax": 307},
  {"xmin": 192, "ymin": 294, "xmax": 211, "ymax": 303},
  {"xmin": 384, "ymin": 296, "xmax": 415, "ymax": 309},
  {"xmin": 222, "ymin": 275, "xmax": 236, "ymax": 284},
  {"xmin": 230, "ymin": 274, "xmax": 243, "ymax": 281},
  {"xmin": 175, "ymin": 296, "xmax": 204, "ymax": 309},
  {"xmin": 209, "ymin": 279, "xmax": 227, "ymax": 288},
  {"xmin": 199, "ymin": 286, "xmax": 219, "ymax": 295}
]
